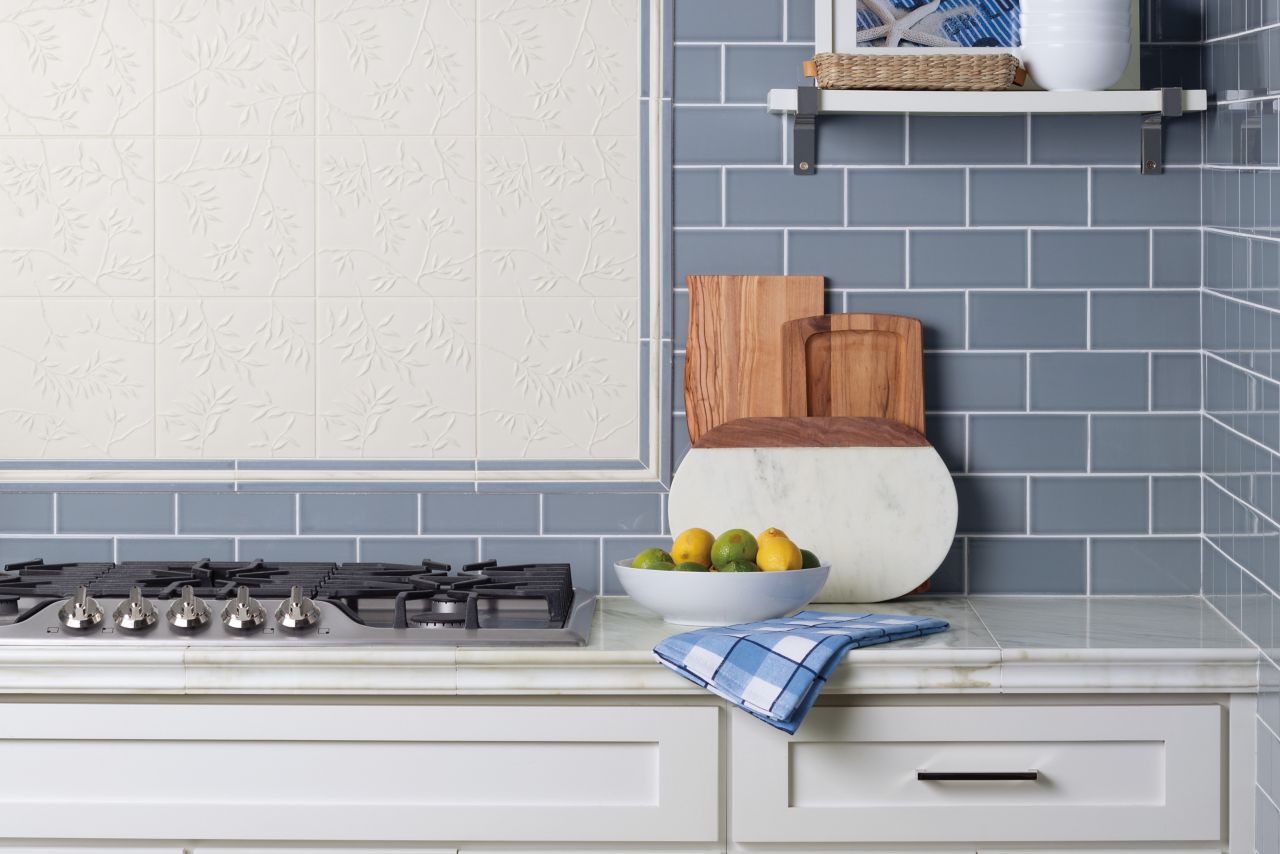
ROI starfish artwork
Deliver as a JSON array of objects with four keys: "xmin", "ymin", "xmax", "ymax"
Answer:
[{"xmin": 856, "ymin": 0, "xmax": 963, "ymax": 48}]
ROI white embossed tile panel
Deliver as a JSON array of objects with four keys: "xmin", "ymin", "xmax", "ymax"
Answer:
[
  {"xmin": 0, "ymin": 139, "xmax": 154, "ymax": 298},
  {"xmin": 477, "ymin": 136, "xmax": 639, "ymax": 299},
  {"xmin": 156, "ymin": 139, "xmax": 315, "ymax": 298},
  {"xmin": 0, "ymin": 299, "xmax": 154, "ymax": 457},
  {"xmin": 0, "ymin": 0, "xmax": 654, "ymax": 474},
  {"xmin": 155, "ymin": 299, "xmax": 316, "ymax": 458},
  {"xmin": 478, "ymin": 297, "xmax": 639, "ymax": 460},
  {"xmin": 317, "ymin": 297, "xmax": 476, "ymax": 458},
  {"xmin": 477, "ymin": 0, "xmax": 639, "ymax": 135},
  {"xmin": 317, "ymin": 137, "xmax": 475, "ymax": 298},
  {"xmin": 0, "ymin": 0, "xmax": 154, "ymax": 134},
  {"xmin": 156, "ymin": 0, "xmax": 315, "ymax": 135},
  {"xmin": 316, "ymin": 0, "xmax": 475, "ymax": 134}
]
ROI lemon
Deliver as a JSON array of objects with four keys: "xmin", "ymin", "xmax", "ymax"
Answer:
[
  {"xmin": 672, "ymin": 527, "xmax": 715, "ymax": 567},
  {"xmin": 757, "ymin": 527, "xmax": 790, "ymax": 550},
  {"xmin": 757, "ymin": 538, "xmax": 802, "ymax": 572},
  {"xmin": 799, "ymin": 548, "xmax": 822, "ymax": 569},
  {"xmin": 710, "ymin": 529, "xmax": 758, "ymax": 567},
  {"xmin": 674, "ymin": 561, "xmax": 710, "ymax": 572},
  {"xmin": 632, "ymin": 547, "xmax": 674, "ymax": 569}
]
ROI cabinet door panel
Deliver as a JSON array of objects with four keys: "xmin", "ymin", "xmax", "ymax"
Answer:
[{"xmin": 0, "ymin": 704, "xmax": 718, "ymax": 844}]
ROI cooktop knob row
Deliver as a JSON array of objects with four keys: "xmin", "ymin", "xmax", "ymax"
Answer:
[{"xmin": 53, "ymin": 585, "xmax": 322, "ymax": 634}]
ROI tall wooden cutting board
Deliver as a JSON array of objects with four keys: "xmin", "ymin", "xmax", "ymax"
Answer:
[
  {"xmin": 782, "ymin": 314, "xmax": 925, "ymax": 435},
  {"xmin": 684, "ymin": 275, "xmax": 825, "ymax": 445}
]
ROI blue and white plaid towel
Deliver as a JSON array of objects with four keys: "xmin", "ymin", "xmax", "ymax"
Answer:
[{"xmin": 653, "ymin": 611, "xmax": 949, "ymax": 733}]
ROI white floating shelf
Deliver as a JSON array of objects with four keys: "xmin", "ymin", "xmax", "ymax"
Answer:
[
  {"xmin": 766, "ymin": 87, "xmax": 1208, "ymax": 116},
  {"xmin": 769, "ymin": 87, "xmax": 1208, "ymax": 176}
]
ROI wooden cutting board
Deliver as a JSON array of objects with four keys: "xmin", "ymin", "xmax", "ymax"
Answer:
[
  {"xmin": 684, "ymin": 275, "xmax": 825, "ymax": 445},
  {"xmin": 668, "ymin": 417, "xmax": 956, "ymax": 604},
  {"xmin": 782, "ymin": 314, "xmax": 925, "ymax": 435}
]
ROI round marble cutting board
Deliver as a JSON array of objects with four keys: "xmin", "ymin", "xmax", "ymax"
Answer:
[{"xmin": 667, "ymin": 420, "xmax": 958, "ymax": 604}]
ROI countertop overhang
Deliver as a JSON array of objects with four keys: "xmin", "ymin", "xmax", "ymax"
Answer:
[{"xmin": 0, "ymin": 596, "xmax": 1259, "ymax": 697}]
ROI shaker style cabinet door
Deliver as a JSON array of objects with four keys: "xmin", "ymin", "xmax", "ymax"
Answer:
[
  {"xmin": 731, "ymin": 704, "xmax": 1222, "ymax": 845},
  {"xmin": 0, "ymin": 704, "xmax": 719, "ymax": 844}
]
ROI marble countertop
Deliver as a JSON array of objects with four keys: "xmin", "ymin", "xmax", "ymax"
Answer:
[{"xmin": 0, "ymin": 596, "xmax": 1260, "ymax": 697}]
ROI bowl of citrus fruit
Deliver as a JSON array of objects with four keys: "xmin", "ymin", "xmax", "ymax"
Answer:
[{"xmin": 614, "ymin": 527, "xmax": 830, "ymax": 626}]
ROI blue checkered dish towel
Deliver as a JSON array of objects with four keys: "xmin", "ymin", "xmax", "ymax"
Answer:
[{"xmin": 653, "ymin": 611, "xmax": 949, "ymax": 733}]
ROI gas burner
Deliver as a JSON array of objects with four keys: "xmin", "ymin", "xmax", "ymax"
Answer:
[{"xmin": 0, "ymin": 558, "xmax": 593, "ymax": 646}]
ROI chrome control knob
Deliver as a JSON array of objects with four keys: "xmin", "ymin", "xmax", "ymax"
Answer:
[
  {"xmin": 113, "ymin": 586, "xmax": 157, "ymax": 632},
  {"xmin": 166, "ymin": 585, "xmax": 211, "ymax": 631},
  {"xmin": 222, "ymin": 586, "xmax": 266, "ymax": 633},
  {"xmin": 58, "ymin": 586, "xmax": 104, "ymax": 631},
  {"xmin": 275, "ymin": 585, "xmax": 320, "ymax": 631}
]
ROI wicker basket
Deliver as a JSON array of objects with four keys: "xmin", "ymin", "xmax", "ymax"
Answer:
[{"xmin": 813, "ymin": 51, "xmax": 1021, "ymax": 92}]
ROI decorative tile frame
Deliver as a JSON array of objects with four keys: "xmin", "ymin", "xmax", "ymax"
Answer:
[{"xmin": 0, "ymin": 0, "xmax": 667, "ymax": 484}]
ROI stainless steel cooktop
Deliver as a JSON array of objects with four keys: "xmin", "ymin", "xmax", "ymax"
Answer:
[{"xmin": 0, "ymin": 559, "xmax": 595, "ymax": 646}]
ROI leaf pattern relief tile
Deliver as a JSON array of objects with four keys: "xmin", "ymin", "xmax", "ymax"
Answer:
[
  {"xmin": 155, "ymin": 298, "xmax": 315, "ymax": 458},
  {"xmin": 156, "ymin": 138, "xmax": 314, "ymax": 298},
  {"xmin": 317, "ymin": 137, "xmax": 475, "ymax": 298},
  {"xmin": 477, "ymin": 0, "xmax": 638, "ymax": 135},
  {"xmin": 156, "ymin": 0, "xmax": 314, "ymax": 134},
  {"xmin": 477, "ymin": 296, "xmax": 639, "ymax": 460},
  {"xmin": 0, "ymin": 299, "xmax": 154, "ymax": 457},
  {"xmin": 316, "ymin": 297, "xmax": 475, "ymax": 459},
  {"xmin": 477, "ymin": 136, "xmax": 639, "ymax": 298},
  {"xmin": 0, "ymin": 0, "xmax": 154, "ymax": 135},
  {"xmin": 0, "ymin": 138, "xmax": 153, "ymax": 298},
  {"xmin": 316, "ymin": 0, "xmax": 475, "ymax": 134}
]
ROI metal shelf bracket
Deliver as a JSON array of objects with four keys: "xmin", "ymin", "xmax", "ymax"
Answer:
[
  {"xmin": 793, "ymin": 86, "xmax": 819, "ymax": 175},
  {"xmin": 1140, "ymin": 87, "xmax": 1184, "ymax": 175}
]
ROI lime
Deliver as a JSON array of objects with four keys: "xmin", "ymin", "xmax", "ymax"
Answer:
[
  {"xmin": 800, "ymin": 549, "xmax": 821, "ymax": 569},
  {"xmin": 674, "ymin": 561, "xmax": 710, "ymax": 572},
  {"xmin": 632, "ymin": 547, "xmax": 674, "ymax": 569},
  {"xmin": 711, "ymin": 529, "xmax": 758, "ymax": 567},
  {"xmin": 720, "ymin": 559, "xmax": 762, "ymax": 573}
]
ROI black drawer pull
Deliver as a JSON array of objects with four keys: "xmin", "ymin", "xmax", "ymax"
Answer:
[{"xmin": 917, "ymin": 770, "xmax": 1039, "ymax": 781}]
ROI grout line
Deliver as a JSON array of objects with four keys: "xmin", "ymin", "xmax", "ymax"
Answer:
[
  {"xmin": 416, "ymin": 492, "xmax": 423, "ymax": 536},
  {"xmin": 1084, "ymin": 536, "xmax": 1091, "ymax": 595},
  {"xmin": 294, "ymin": 494, "xmax": 301, "ymax": 536},
  {"xmin": 173, "ymin": 494, "xmax": 179, "ymax": 536},
  {"xmin": 1147, "ymin": 476, "xmax": 1154, "ymax": 535},
  {"xmin": 50, "ymin": 493, "xmax": 58, "ymax": 535}
]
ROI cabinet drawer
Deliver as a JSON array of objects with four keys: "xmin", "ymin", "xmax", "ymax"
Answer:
[
  {"xmin": 0, "ymin": 703, "xmax": 718, "ymax": 844},
  {"xmin": 731, "ymin": 704, "xmax": 1221, "ymax": 844}
]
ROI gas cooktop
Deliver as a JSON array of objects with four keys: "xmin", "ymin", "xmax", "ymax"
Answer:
[{"xmin": 0, "ymin": 559, "xmax": 595, "ymax": 646}]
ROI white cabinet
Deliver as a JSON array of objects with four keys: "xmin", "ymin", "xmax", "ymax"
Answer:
[
  {"xmin": 731, "ymin": 704, "xmax": 1223, "ymax": 846},
  {"xmin": 0, "ymin": 704, "xmax": 718, "ymax": 845}
]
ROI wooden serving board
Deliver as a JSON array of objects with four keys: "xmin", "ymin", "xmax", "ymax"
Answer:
[
  {"xmin": 782, "ymin": 314, "xmax": 925, "ymax": 434},
  {"xmin": 684, "ymin": 275, "xmax": 825, "ymax": 445}
]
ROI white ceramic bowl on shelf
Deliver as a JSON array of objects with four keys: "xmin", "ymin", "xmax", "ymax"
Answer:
[
  {"xmin": 613, "ymin": 563, "xmax": 831, "ymax": 627},
  {"xmin": 1021, "ymin": 41, "xmax": 1131, "ymax": 91}
]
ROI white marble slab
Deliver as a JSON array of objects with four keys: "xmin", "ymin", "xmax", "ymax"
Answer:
[{"xmin": 668, "ymin": 446, "xmax": 958, "ymax": 603}]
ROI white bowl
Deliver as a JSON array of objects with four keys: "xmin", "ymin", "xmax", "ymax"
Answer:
[
  {"xmin": 614, "ymin": 563, "xmax": 831, "ymax": 626},
  {"xmin": 1023, "ymin": 41, "xmax": 1130, "ymax": 90}
]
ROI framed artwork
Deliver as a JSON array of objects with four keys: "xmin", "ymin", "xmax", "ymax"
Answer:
[{"xmin": 818, "ymin": 0, "xmax": 1140, "ymax": 89}]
